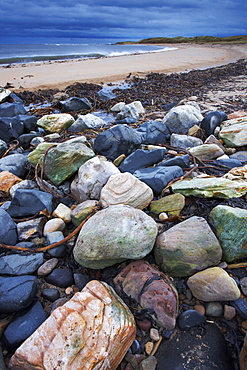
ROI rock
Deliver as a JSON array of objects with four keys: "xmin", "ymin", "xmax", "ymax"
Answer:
[
  {"xmin": 74, "ymin": 204, "xmax": 158, "ymax": 269},
  {"xmin": 0, "ymin": 208, "xmax": 17, "ymax": 245},
  {"xmin": 178, "ymin": 309, "xmax": 206, "ymax": 330},
  {"xmin": 154, "ymin": 216, "xmax": 222, "ymax": 277},
  {"xmin": 0, "ymin": 275, "xmax": 37, "ymax": 313},
  {"xmin": 200, "ymin": 111, "xmax": 228, "ymax": 136},
  {"xmin": 9, "ymin": 179, "xmax": 38, "ymax": 198},
  {"xmin": 0, "ymin": 253, "xmax": 44, "ymax": 275},
  {"xmin": 93, "ymin": 124, "xmax": 142, "ymax": 161},
  {"xmin": 16, "ymin": 114, "xmax": 38, "ymax": 131},
  {"xmin": 140, "ymin": 356, "xmax": 157, "ymax": 370},
  {"xmin": 69, "ymin": 113, "xmax": 106, "ymax": 132},
  {"xmin": 0, "ymin": 87, "xmax": 11, "ymax": 103},
  {"xmin": 116, "ymin": 102, "xmax": 142, "ymax": 122},
  {"xmin": 46, "ymin": 231, "xmax": 67, "ymax": 258},
  {"xmin": 133, "ymin": 165, "xmax": 184, "ymax": 195},
  {"xmin": 52, "ymin": 203, "xmax": 71, "ymax": 223},
  {"xmin": 43, "ymin": 218, "xmax": 66, "ymax": 236},
  {"xmin": 59, "ymin": 96, "xmax": 92, "ymax": 112},
  {"xmin": 2, "ymin": 301, "xmax": 47, "ymax": 352},
  {"xmin": 27, "ymin": 142, "xmax": 57, "ymax": 165},
  {"xmin": 7, "ymin": 189, "xmax": 53, "ymax": 218},
  {"xmin": 71, "ymin": 200, "xmax": 99, "ymax": 226},
  {"xmin": 149, "ymin": 193, "xmax": 185, "ymax": 216},
  {"xmin": 44, "ymin": 139, "xmax": 95, "ymax": 186},
  {"xmin": 0, "ymin": 139, "xmax": 8, "ymax": 156},
  {"xmin": 41, "ymin": 288, "xmax": 60, "ymax": 302},
  {"xmin": 228, "ymin": 110, "xmax": 247, "ymax": 119},
  {"xmin": 114, "ymin": 260, "xmax": 178, "ymax": 330},
  {"xmin": 204, "ymin": 133, "xmax": 225, "ymax": 151},
  {"xmin": 189, "ymin": 143, "xmax": 224, "ymax": 160},
  {"xmin": 187, "ymin": 267, "xmax": 240, "ymax": 301},
  {"xmin": 210, "ymin": 205, "xmax": 247, "ymax": 262},
  {"xmin": 37, "ymin": 258, "xmax": 58, "ymax": 276},
  {"xmin": 224, "ymin": 305, "xmax": 236, "ymax": 320},
  {"xmin": 240, "ymin": 277, "xmax": 247, "ymax": 296},
  {"xmin": 136, "ymin": 120, "xmax": 170, "ymax": 144},
  {"xmin": 70, "ymin": 156, "xmax": 120, "ymax": 202},
  {"xmin": 45, "ymin": 268, "xmax": 74, "ymax": 288},
  {"xmin": 0, "ymin": 117, "xmax": 22, "ymax": 142},
  {"xmin": 17, "ymin": 217, "xmax": 46, "ymax": 241},
  {"xmin": 9, "ymin": 280, "xmax": 136, "ymax": 370},
  {"xmin": 230, "ymin": 150, "xmax": 247, "ymax": 163},
  {"xmin": 37, "ymin": 113, "xmax": 75, "ymax": 133},
  {"xmin": 18, "ymin": 133, "xmax": 39, "ymax": 150},
  {"xmin": 171, "ymin": 176, "xmax": 247, "ymax": 198},
  {"xmin": 159, "ymin": 154, "xmax": 190, "ymax": 169},
  {"xmin": 155, "ymin": 322, "xmax": 234, "ymax": 370},
  {"xmin": 162, "ymin": 104, "xmax": 203, "ymax": 134},
  {"xmin": 73, "ymin": 273, "xmax": 89, "ymax": 291},
  {"xmin": 223, "ymin": 163, "xmax": 247, "ymax": 181},
  {"xmin": 111, "ymin": 102, "xmax": 126, "ymax": 112},
  {"xmin": 230, "ymin": 298, "xmax": 247, "ymax": 320},
  {"xmin": 170, "ymin": 133, "xmax": 203, "ymax": 148},
  {"xmin": 0, "ymin": 153, "xmax": 28, "ymax": 177},
  {"xmin": 205, "ymin": 302, "xmax": 223, "ymax": 317},
  {"xmin": 219, "ymin": 116, "xmax": 247, "ymax": 147},
  {"xmin": 96, "ymin": 88, "xmax": 116, "ymax": 101},
  {"xmin": 0, "ymin": 102, "xmax": 26, "ymax": 117},
  {"xmin": 100, "ymin": 172, "xmax": 153, "ymax": 209},
  {"xmin": 119, "ymin": 148, "xmax": 165, "ymax": 174}
]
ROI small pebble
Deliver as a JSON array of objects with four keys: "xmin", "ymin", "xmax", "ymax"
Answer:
[
  {"xmin": 224, "ymin": 304, "xmax": 236, "ymax": 320},
  {"xmin": 136, "ymin": 318, "xmax": 152, "ymax": 331},
  {"xmin": 240, "ymin": 277, "xmax": 247, "ymax": 295},
  {"xmin": 37, "ymin": 258, "xmax": 58, "ymax": 276},
  {"xmin": 158, "ymin": 212, "xmax": 168, "ymax": 220},
  {"xmin": 45, "ymin": 268, "xmax": 74, "ymax": 288},
  {"xmin": 43, "ymin": 218, "xmax": 66, "ymax": 236},
  {"xmin": 194, "ymin": 304, "xmax": 206, "ymax": 316},
  {"xmin": 41, "ymin": 288, "xmax": 60, "ymax": 302},
  {"xmin": 140, "ymin": 356, "xmax": 157, "ymax": 370},
  {"xmin": 144, "ymin": 342, "xmax": 153, "ymax": 356},
  {"xmin": 205, "ymin": 302, "xmax": 223, "ymax": 317},
  {"xmin": 52, "ymin": 203, "xmax": 71, "ymax": 223},
  {"xmin": 65, "ymin": 287, "xmax": 74, "ymax": 295},
  {"xmin": 149, "ymin": 328, "xmax": 160, "ymax": 342},
  {"xmin": 131, "ymin": 339, "xmax": 141, "ymax": 354}
]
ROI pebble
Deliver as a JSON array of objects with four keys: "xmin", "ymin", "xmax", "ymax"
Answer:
[
  {"xmin": 37, "ymin": 258, "xmax": 58, "ymax": 276},
  {"xmin": 205, "ymin": 302, "xmax": 223, "ymax": 317},
  {"xmin": 45, "ymin": 268, "xmax": 74, "ymax": 288},
  {"xmin": 136, "ymin": 319, "xmax": 152, "ymax": 331},
  {"xmin": 43, "ymin": 218, "xmax": 66, "ymax": 236},
  {"xmin": 140, "ymin": 356, "xmax": 157, "ymax": 370},
  {"xmin": 194, "ymin": 304, "xmax": 206, "ymax": 316},
  {"xmin": 41, "ymin": 288, "xmax": 60, "ymax": 302},
  {"xmin": 150, "ymin": 328, "xmax": 160, "ymax": 342},
  {"xmin": 52, "ymin": 203, "xmax": 72, "ymax": 223},
  {"xmin": 178, "ymin": 309, "xmax": 206, "ymax": 330},
  {"xmin": 224, "ymin": 304, "xmax": 236, "ymax": 320},
  {"xmin": 145, "ymin": 342, "xmax": 154, "ymax": 356}
]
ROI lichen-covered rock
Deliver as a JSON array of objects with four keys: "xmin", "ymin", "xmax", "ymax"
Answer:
[
  {"xmin": 187, "ymin": 267, "xmax": 240, "ymax": 301},
  {"xmin": 37, "ymin": 113, "xmax": 75, "ymax": 133},
  {"xmin": 114, "ymin": 260, "xmax": 178, "ymax": 330},
  {"xmin": 71, "ymin": 200, "xmax": 99, "ymax": 226},
  {"xmin": 149, "ymin": 193, "xmax": 185, "ymax": 216},
  {"xmin": 100, "ymin": 172, "xmax": 153, "ymax": 209},
  {"xmin": 27, "ymin": 142, "xmax": 57, "ymax": 166},
  {"xmin": 154, "ymin": 216, "xmax": 222, "ymax": 277},
  {"xmin": 9, "ymin": 280, "xmax": 136, "ymax": 370},
  {"xmin": 74, "ymin": 204, "xmax": 158, "ymax": 269},
  {"xmin": 210, "ymin": 205, "xmax": 247, "ymax": 262},
  {"xmin": 162, "ymin": 105, "xmax": 203, "ymax": 134},
  {"xmin": 219, "ymin": 116, "xmax": 247, "ymax": 147}
]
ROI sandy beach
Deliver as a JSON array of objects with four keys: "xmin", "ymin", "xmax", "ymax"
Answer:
[{"xmin": 1, "ymin": 43, "xmax": 247, "ymax": 91}]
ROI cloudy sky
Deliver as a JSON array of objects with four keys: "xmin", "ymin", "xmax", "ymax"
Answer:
[{"xmin": 1, "ymin": 0, "xmax": 246, "ymax": 44}]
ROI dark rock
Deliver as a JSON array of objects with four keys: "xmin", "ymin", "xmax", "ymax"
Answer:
[
  {"xmin": 41, "ymin": 288, "xmax": 60, "ymax": 302},
  {"xmin": 96, "ymin": 88, "xmax": 116, "ymax": 101},
  {"xmin": 155, "ymin": 322, "xmax": 234, "ymax": 370},
  {"xmin": 119, "ymin": 148, "xmax": 165, "ymax": 174},
  {"xmin": 159, "ymin": 154, "xmax": 190, "ymax": 169},
  {"xmin": 59, "ymin": 97, "xmax": 92, "ymax": 112},
  {"xmin": 230, "ymin": 297, "xmax": 247, "ymax": 319},
  {"xmin": 18, "ymin": 133, "xmax": 39, "ymax": 149},
  {"xmin": 200, "ymin": 111, "xmax": 228, "ymax": 136},
  {"xmin": 46, "ymin": 231, "xmax": 67, "ymax": 258},
  {"xmin": 229, "ymin": 150, "xmax": 247, "ymax": 164},
  {"xmin": 0, "ymin": 253, "xmax": 44, "ymax": 275},
  {"xmin": 133, "ymin": 165, "xmax": 184, "ymax": 195},
  {"xmin": 0, "ymin": 102, "xmax": 26, "ymax": 117},
  {"xmin": 0, "ymin": 208, "xmax": 17, "ymax": 245},
  {"xmin": 0, "ymin": 153, "xmax": 28, "ymax": 177},
  {"xmin": 0, "ymin": 117, "xmax": 22, "ymax": 143},
  {"xmin": 2, "ymin": 301, "xmax": 46, "ymax": 352},
  {"xmin": 45, "ymin": 268, "xmax": 74, "ymax": 288},
  {"xmin": 15, "ymin": 241, "xmax": 36, "ymax": 249},
  {"xmin": 178, "ymin": 309, "xmax": 206, "ymax": 330},
  {"xmin": 16, "ymin": 115, "xmax": 38, "ymax": 132},
  {"xmin": 131, "ymin": 339, "xmax": 142, "ymax": 354},
  {"xmin": 0, "ymin": 275, "xmax": 37, "ymax": 313},
  {"xmin": 136, "ymin": 120, "xmax": 171, "ymax": 144},
  {"xmin": 7, "ymin": 189, "xmax": 53, "ymax": 218},
  {"xmin": 93, "ymin": 124, "xmax": 142, "ymax": 160},
  {"xmin": 73, "ymin": 273, "xmax": 90, "ymax": 291},
  {"xmin": 0, "ymin": 139, "xmax": 8, "ymax": 156},
  {"xmin": 17, "ymin": 217, "xmax": 46, "ymax": 241},
  {"xmin": 115, "ymin": 117, "xmax": 137, "ymax": 124},
  {"xmin": 0, "ymin": 345, "xmax": 6, "ymax": 370}
]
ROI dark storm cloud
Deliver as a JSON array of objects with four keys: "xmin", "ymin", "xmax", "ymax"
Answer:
[{"xmin": 1, "ymin": 0, "xmax": 246, "ymax": 43}]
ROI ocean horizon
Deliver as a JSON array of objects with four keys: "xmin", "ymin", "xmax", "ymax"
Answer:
[{"xmin": 0, "ymin": 43, "xmax": 177, "ymax": 66}]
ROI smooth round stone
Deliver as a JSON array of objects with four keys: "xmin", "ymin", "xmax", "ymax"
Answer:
[
  {"xmin": 224, "ymin": 305, "xmax": 236, "ymax": 320},
  {"xmin": 131, "ymin": 339, "xmax": 142, "ymax": 354},
  {"xmin": 37, "ymin": 258, "xmax": 58, "ymax": 276},
  {"xmin": 73, "ymin": 273, "xmax": 89, "ymax": 291},
  {"xmin": 136, "ymin": 319, "xmax": 152, "ymax": 331},
  {"xmin": 41, "ymin": 288, "xmax": 60, "ymax": 302},
  {"xmin": 45, "ymin": 268, "xmax": 74, "ymax": 288},
  {"xmin": 205, "ymin": 302, "xmax": 223, "ymax": 317},
  {"xmin": 178, "ymin": 309, "xmax": 206, "ymax": 330},
  {"xmin": 43, "ymin": 218, "xmax": 66, "ymax": 236},
  {"xmin": 194, "ymin": 304, "xmax": 206, "ymax": 316}
]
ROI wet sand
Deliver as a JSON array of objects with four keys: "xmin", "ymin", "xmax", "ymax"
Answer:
[{"xmin": 1, "ymin": 43, "xmax": 247, "ymax": 91}]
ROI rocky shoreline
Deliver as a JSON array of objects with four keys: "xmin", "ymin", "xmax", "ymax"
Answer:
[{"xmin": 0, "ymin": 59, "xmax": 247, "ymax": 370}]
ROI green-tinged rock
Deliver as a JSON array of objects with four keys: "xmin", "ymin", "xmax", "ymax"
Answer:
[
  {"xmin": 171, "ymin": 177, "xmax": 247, "ymax": 198},
  {"xmin": 74, "ymin": 204, "xmax": 158, "ymax": 269},
  {"xmin": 44, "ymin": 140, "xmax": 95, "ymax": 186},
  {"xmin": 210, "ymin": 205, "xmax": 247, "ymax": 262},
  {"xmin": 219, "ymin": 116, "xmax": 247, "ymax": 147},
  {"xmin": 189, "ymin": 143, "xmax": 224, "ymax": 160},
  {"xmin": 71, "ymin": 200, "xmax": 99, "ymax": 226},
  {"xmin": 154, "ymin": 216, "xmax": 222, "ymax": 277},
  {"xmin": 28, "ymin": 142, "xmax": 57, "ymax": 165},
  {"xmin": 149, "ymin": 193, "xmax": 185, "ymax": 216},
  {"xmin": 37, "ymin": 113, "xmax": 75, "ymax": 133}
]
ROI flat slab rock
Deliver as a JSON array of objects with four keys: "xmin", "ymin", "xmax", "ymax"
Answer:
[{"xmin": 9, "ymin": 280, "xmax": 136, "ymax": 370}]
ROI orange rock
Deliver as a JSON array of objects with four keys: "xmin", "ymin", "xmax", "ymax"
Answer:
[
  {"xmin": 227, "ymin": 111, "xmax": 247, "ymax": 119},
  {"xmin": 0, "ymin": 171, "xmax": 22, "ymax": 195}
]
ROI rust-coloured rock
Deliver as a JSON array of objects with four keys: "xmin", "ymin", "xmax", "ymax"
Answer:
[
  {"xmin": 0, "ymin": 171, "xmax": 22, "ymax": 195},
  {"xmin": 114, "ymin": 260, "xmax": 178, "ymax": 330},
  {"xmin": 9, "ymin": 280, "xmax": 136, "ymax": 370}
]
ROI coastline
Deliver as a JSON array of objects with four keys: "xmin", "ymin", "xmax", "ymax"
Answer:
[{"xmin": 1, "ymin": 43, "xmax": 247, "ymax": 92}]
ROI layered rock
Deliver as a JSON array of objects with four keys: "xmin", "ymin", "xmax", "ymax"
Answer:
[{"xmin": 219, "ymin": 116, "xmax": 247, "ymax": 147}]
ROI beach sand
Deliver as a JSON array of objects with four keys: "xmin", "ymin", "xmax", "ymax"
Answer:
[{"xmin": 1, "ymin": 43, "xmax": 247, "ymax": 91}]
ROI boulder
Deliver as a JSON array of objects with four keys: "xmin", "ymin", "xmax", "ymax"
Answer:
[
  {"xmin": 28, "ymin": 142, "xmax": 57, "ymax": 165},
  {"xmin": 37, "ymin": 113, "xmax": 75, "ymax": 133},
  {"xmin": 162, "ymin": 104, "xmax": 203, "ymax": 134},
  {"xmin": 0, "ymin": 208, "xmax": 17, "ymax": 245},
  {"xmin": 69, "ymin": 113, "xmax": 106, "ymax": 132},
  {"xmin": 219, "ymin": 116, "xmax": 247, "ymax": 147},
  {"xmin": 154, "ymin": 216, "xmax": 222, "ymax": 277},
  {"xmin": 74, "ymin": 204, "xmax": 158, "ymax": 269},
  {"xmin": 119, "ymin": 148, "xmax": 165, "ymax": 174},
  {"xmin": 0, "ymin": 153, "xmax": 28, "ymax": 178},
  {"xmin": 200, "ymin": 111, "xmax": 228, "ymax": 136},
  {"xmin": 59, "ymin": 96, "xmax": 92, "ymax": 112},
  {"xmin": 136, "ymin": 120, "xmax": 170, "ymax": 144},
  {"xmin": 0, "ymin": 102, "xmax": 26, "ymax": 117},
  {"xmin": 170, "ymin": 133, "xmax": 203, "ymax": 149}
]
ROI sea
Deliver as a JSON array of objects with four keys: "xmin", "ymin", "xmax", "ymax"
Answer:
[{"xmin": 0, "ymin": 43, "xmax": 177, "ymax": 65}]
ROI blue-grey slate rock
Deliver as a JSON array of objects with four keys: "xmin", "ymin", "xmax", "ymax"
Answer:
[
  {"xmin": 230, "ymin": 151, "xmax": 247, "ymax": 164},
  {"xmin": 0, "ymin": 253, "xmax": 44, "ymax": 275},
  {"xmin": 0, "ymin": 208, "xmax": 17, "ymax": 245},
  {"xmin": 41, "ymin": 288, "xmax": 60, "ymax": 302},
  {"xmin": 18, "ymin": 133, "xmax": 39, "ymax": 149},
  {"xmin": 45, "ymin": 268, "xmax": 74, "ymax": 288},
  {"xmin": 178, "ymin": 309, "xmax": 206, "ymax": 330},
  {"xmin": 46, "ymin": 231, "xmax": 67, "ymax": 258},
  {"xmin": 7, "ymin": 189, "xmax": 53, "ymax": 217},
  {"xmin": 230, "ymin": 297, "xmax": 247, "ymax": 319},
  {"xmin": 136, "ymin": 120, "xmax": 170, "ymax": 144},
  {"xmin": 200, "ymin": 111, "xmax": 228, "ymax": 136},
  {"xmin": 96, "ymin": 88, "xmax": 116, "ymax": 101},
  {"xmin": 205, "ymin": 157, "xmax": 244, "ymax": 176},
  {"xmin": 119, "ymin": 148, "xmax": 165, "ymax": 174},
  {"xmin": 2, "ymin": 301, "xmax": 47, "ymax": 352},
  {"xmin": 0, "ymin": 139, "xmax": 8, "ymax": 156},
  {"xmin": 16, "ymin": 114, "xmax": 38, "ymax": 131},
  {"xmin": 0, "ymin": 275, "xmax": 37, "ymax": 313},
  {"xmin": 93, "ymin": 124, "xmax": 142, "ymax": 160},
  {"xmin": 0, "ymin": 118, "xmax": 21, "ymax": 143},
  {"xmin": 15, "ymin": 241, "xmax": 36, "ymax": 249},
  {"xmin": 73, "ymin": 273, "xmax": 89, "ymax": 291},
  {"xmin": 0, "ymin": 102, "xmax": 26, "ymax": 117},
  {"xmin": 115, "ymin": 117, "xmax": 137, "ymax": 124},
  {"xmin": 159, "ymin": 154, "xmax": 190, "ymax": 169},
  {"xmin": 0, "ymin": 153, "xmax": 28, "ymax": 177},
  {"xmin": 133, "ymin": 165, "xmax": 184, "ymax": 195},
  {"xmin": 155, "ymin": 323, "xmax": 234, "ymax": 370},
  {"xmin": 60, "ymin": 97, "xmax": 92, "ymax": 112}
]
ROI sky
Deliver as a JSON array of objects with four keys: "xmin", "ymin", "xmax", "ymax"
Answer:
[{"xmin": 1, "ymin": 0, "xmax": 247, "ymax": 44}]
